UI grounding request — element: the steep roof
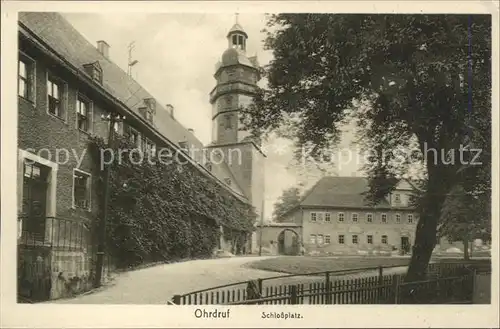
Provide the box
[227,23,248,38]
[299,177,383,208]
[18,12,249,203]
[299,176,420,209]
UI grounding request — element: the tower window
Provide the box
[232,35,238,47]
[224,114,233,129]
[238,35,244,49]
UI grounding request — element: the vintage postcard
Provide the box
[1,0,498,328]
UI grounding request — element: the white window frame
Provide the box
[46,71,68,122]
[142,136,156,157]
[338,212,345,222]
[352,235,358,244]
[310,212,317,222]
[325,235,331,244]
[381,235,388,244]
[381,213,387,223]
[366,213,373,223]
[317,234,324,245]
[408,214,414,223]
[310,234,317,244]
[72,168,91,211]
[338,234,345,244]
[394,193,401,203]
[324,212,331,222]
[395,213,401,223]
[352,213,358,222]
[367,235,373,244]
[75,92,93,133]
[18,51,36,104]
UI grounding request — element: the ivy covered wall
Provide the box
[89,136,257,269]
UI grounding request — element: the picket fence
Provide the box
[171,263,479,305]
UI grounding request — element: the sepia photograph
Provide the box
[1,1,498,328]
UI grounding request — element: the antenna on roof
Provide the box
[127,41,139,77]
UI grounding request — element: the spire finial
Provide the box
[235,12,239,24]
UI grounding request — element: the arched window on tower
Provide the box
[224,114,233,130]
[238,35,245,50]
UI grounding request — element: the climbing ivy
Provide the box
[88,135,257,268]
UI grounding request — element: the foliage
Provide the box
[272,187,302,221]
[439,184,491,243]
[88,136,257,268]
[244,14,491,281]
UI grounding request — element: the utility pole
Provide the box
[93,113,125,288]
[258,198,264,256]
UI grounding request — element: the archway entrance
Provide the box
[277,229,300,255]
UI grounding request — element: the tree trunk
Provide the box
[405,163,449,283]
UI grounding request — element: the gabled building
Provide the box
[17,12,264,301]
[261,177,418,256]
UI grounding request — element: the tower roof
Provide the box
[221,47,253,67]
[227,23,248,38]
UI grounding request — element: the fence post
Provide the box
[392,275,400,304]
[325,272,331,304]
[172,295,181,305]
[377,266,383,302]
[470,268,477,302]
[257,278,263,297]
[290,285,298,305]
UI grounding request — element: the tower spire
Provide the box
[235,12,239,24]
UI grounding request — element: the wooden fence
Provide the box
[171,263,478,305]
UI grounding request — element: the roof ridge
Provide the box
[50,13,205,147]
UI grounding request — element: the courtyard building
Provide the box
[261,177,418,256]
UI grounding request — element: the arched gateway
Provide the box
[258,223,302,255]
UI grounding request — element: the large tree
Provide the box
[272,187,302,221]
[244,14,491,281]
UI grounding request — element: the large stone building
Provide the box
[261,177,418,256]
[17,12,264,301]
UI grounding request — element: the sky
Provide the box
[63,13,361,219]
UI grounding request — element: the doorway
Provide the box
[277,230,300,255]
[401,236,410,254]
[18,160,52,302]
[21,161,50,242]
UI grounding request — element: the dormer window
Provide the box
[83,61,103,84]
[142,98,156,123]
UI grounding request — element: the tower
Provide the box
[208,17,265,252]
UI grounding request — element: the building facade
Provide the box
[17,13,264,301]
[262,177,418,256]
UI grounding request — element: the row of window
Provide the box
[310,212,414,224]
[309,234,389,245]
[18,53,159,158]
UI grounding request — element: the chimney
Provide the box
[97,40,110,59]
[166,104,174,119]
